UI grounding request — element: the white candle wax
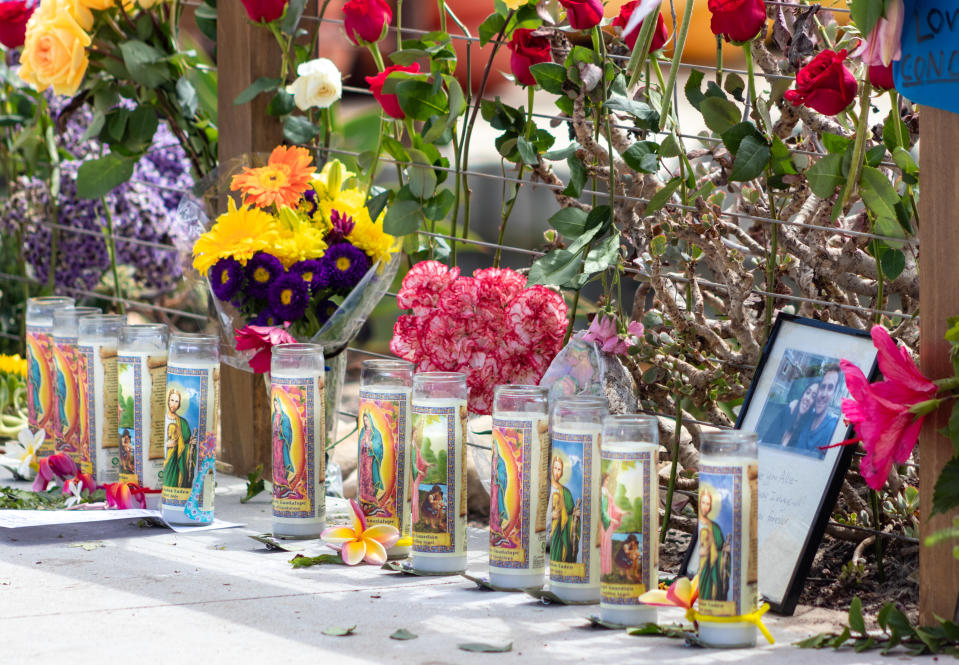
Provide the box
[410,397,467,573]
[696,455,759,648]
[117,351,168,489]
[77,340,119,483]
[548,423,602,603]
[599,441,659,627]
[271,368,326,538]
[488,411,549,590]
[357,385,412,559]
[161,359,220,526]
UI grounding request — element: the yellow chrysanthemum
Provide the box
[272,227,329,268]
[191,198,280,274]
[347,215,396,266]
[0,354,28,377]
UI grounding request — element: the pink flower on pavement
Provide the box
[32,452,77,491]
[235,324,298,373]
[321,499,400,565]
[104,482,159,509]
[63,472,96,496]
[583,315,644,355]
[840,325,937,491]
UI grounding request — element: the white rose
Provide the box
[286,58,342,111]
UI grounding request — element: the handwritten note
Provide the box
[894,0,959,114]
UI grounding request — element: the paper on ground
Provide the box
[0,509,242,532]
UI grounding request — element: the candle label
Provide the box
[548,431,594,584]
[697,463,759,617]
[184,437,217,523]
[53,338,83,461]
[271,378,323,520]
[80,345,119,482]
[26,327,58,455]
[161,367,217,507]
[489,418,549,571]
[411,404,465,554]
[357,390,409,533]
[600,450,654,604]
[118,355,168,487]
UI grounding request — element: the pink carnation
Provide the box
[235,324,298,373]
[389,314,423,362]
[395,260,460,316]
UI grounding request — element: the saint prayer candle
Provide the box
[78,315,126,484]
[25,296,74,456]
[52,307,101,464]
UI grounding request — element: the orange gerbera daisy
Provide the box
[231,145,316,209]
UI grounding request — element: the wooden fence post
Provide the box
[919,106,959,624]
[215,2,285,475]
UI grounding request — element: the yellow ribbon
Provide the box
[684,603,775,645]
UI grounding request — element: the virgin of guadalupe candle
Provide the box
[117,324,169,489]
[358,359,413,559]
[489,385,549,590]
[161,333,220,526]
[25,296,74,455]
[78,314,126,483]
[52,307,101,463]
[271,343,326,538]
[600,414,659,626]
[548,396,607,603]
[697,431,759,648]
[410,372,468,574]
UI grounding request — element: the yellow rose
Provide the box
[19,10,91,96]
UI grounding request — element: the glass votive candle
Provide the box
[600,414,660,626]
[25,296,74,455]
[271,343,326,538]
[358,359,414,559]
[696,430,759,648]
[410,371,468,574]
[117,324,170,489]
[548,396,608,603]
[52,306,102,463]
[78,314,126,483]
[489,384,549,590]
[161,333,220,526]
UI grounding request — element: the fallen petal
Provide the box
[321,526,358,544]
[362,524,401,549]
[362,538,388,565]
[341,539,366,566]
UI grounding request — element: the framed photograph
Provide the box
[682,314,879,615]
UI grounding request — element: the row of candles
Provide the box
[25,297,759,647]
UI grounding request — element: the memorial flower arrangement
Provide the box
[390,261,568,414]
[191,146,397,370]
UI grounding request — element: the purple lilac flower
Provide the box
[315,299,338,325]
[321,242,371,291]
[289,259,323,293]
[267,273,310,322]
[245,252,284,298]
[209,257,244,300]
[325,209,355,244]
[251,308,281,327]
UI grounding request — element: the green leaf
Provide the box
[175,78,198,118]
[423,188,456,220]
[865,144,886,167]
[126,105,158,148]
[383,199,426,236]
[407,149,437,200]
[932,457,959,517]
[75,154,135,199]
[390,629,418,640]
[880,247,906,281]
[563,156,586,197]
[366,190,391,223]
[479,12,506,45]
[646,177,681,215]
[322,626,356,637]
[723,73,746,101]
[721,121,763,155]
[544,142,580,161]
[267,90,295,116]
[458,642,512,653]
[279,0,308,34]
[235,77,282,105]
[194,3,217,41]
[806,154,845,198]
[81,112,106,143]
[516,136,538,165]
[282,115,321,144]
[699,97,740,135]
[289,553,344,568]
[548,207,589,237]
[530,62,567,94]
[583,232,620,274]
[859,166,905,239]
[118,40,169,88]
[395,80,447,121]
[659,134,680,158]
[650,234,668,257]
[684,69,706,110]
[527,249,583,287]
[848,597,866,635]
[622,141,659,174]
[849,0,885,39]
[729,135,770,182]
[822,132,851,154]
[382,136,410,163]
[883,112,910,152]
[605,96,659,130]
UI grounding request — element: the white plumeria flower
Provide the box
[16,428,44,479]
[65,481,84,508]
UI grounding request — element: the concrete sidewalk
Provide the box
[0,475,896,664]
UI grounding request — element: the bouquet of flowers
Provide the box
[390,261,568,414]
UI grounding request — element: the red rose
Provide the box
[366,62,420,119]
[343,0,392,46]
[784,49,857,116]
[558,0,604,30]
[613,3,669,52]
[0,0,35,50]
[708,0,766,43]
[240,0,287,23]
[507,28,552,87]
[868,63,894,91]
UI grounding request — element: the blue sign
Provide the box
[894,0,959,114]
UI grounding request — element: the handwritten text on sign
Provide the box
[894,0,959,114]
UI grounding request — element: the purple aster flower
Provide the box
[251,308,282,327]
[209,257,244,301]
[303,188,318,217]
[315,299,339,325]
[325,209,356,245]
[245,252,284,298]
[321,242,371,291]
[289,259,323,293]
[267,272,310,322]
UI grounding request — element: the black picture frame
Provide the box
[680,314,879,615]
